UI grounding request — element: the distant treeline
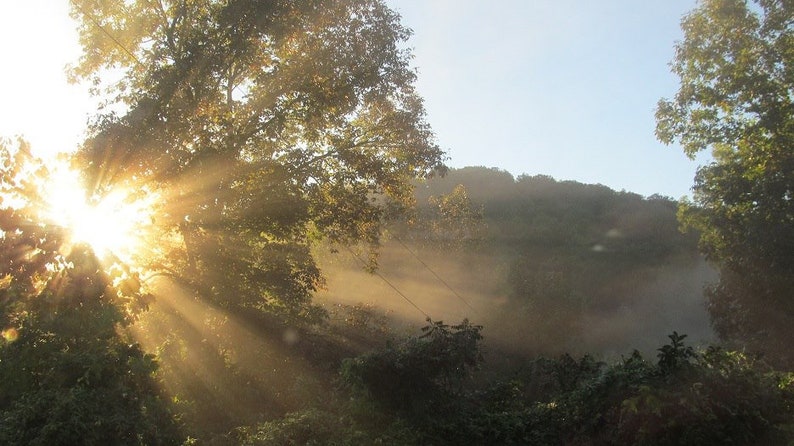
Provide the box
[411,166,695,259]
[319,166,713,357]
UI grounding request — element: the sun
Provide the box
[42,164,158,262]
[66,189,149,257]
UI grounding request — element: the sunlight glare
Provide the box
[43,164,158,262]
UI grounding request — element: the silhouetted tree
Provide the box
[341,319,483,417]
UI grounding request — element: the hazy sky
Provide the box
[387,0,705,198]
[0,1,704,198]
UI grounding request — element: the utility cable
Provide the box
[72,3,246,107]
[389,232,479,315]
[72,2,142,66]
[345,245,431,320]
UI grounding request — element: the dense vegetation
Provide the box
[657,0,794,367]
[5,144,783,445]
[0,141,181,445]
[1,0,793,444]
[236,326,794,446]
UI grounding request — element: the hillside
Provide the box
[316,166,716,357]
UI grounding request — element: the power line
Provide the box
[389,232,479,315]
[345,245,431,320]
[71,3,247,104]
[72,2,142,66]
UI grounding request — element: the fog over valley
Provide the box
[316,167,717,359]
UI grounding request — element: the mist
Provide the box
[315,239,716,362]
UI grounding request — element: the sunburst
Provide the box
[42,163,158,263]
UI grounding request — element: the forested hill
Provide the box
[317,166,716,357]
[414,166,691,257]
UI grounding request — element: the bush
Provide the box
[340,319,482,417]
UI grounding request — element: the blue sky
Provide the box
[0,1,704,198]
[387,0,706,198]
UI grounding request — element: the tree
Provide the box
[68,0,445,320]
[422,184,485,247]
[0,139,182,445]
[656,0,794,366]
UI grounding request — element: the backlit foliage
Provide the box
[239,329,794,445]
[68,0,446,320]
[656,0,794,366]
[0,139,181,444]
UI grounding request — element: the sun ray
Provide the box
[126,276,325,425]
[40,161,159,264]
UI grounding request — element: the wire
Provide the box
[345,245,431,320]
[389,232,479,315]
[72,2,142,66]
[72,3,245,108]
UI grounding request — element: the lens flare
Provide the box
[1,327,18,342]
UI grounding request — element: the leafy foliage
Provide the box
[0,140,182,445]
[656,0,794,366]
[68,0,446,320]
[656,331,696,374]
[7,0,794,443]
[234,407,419,446]
[340,318,483,417]
[425,184,485,248]
[0,306,181,446]
[238,328,794,445]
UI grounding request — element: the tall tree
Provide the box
[68,0,445,320]
[656,0,794,366]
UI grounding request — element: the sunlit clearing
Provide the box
[42,163,158,263]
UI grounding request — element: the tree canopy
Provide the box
[68,0,445,320]
[656,0,794,365]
